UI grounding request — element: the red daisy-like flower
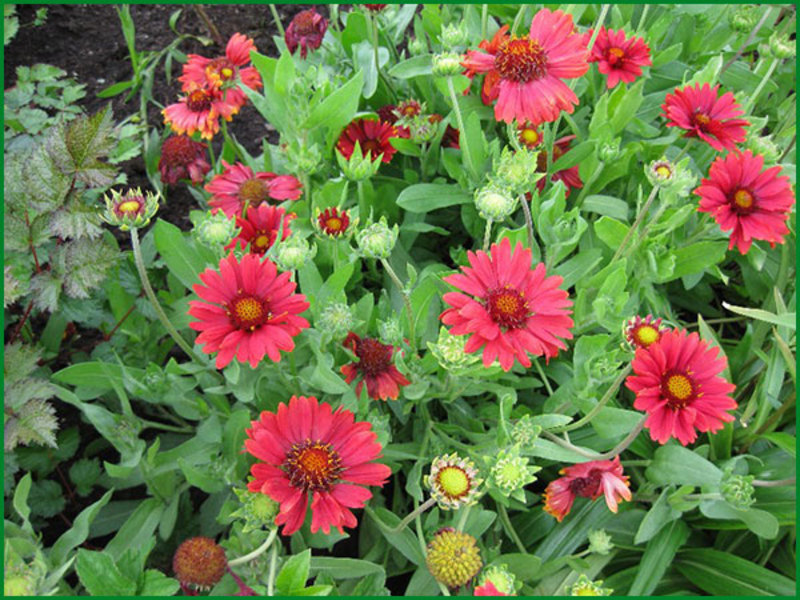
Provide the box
[285,8,328,59]
[625,329,737,446]
[624,314,667,350]
[474,581,508,597]
[518,122,542,149]
[158,135,211,185]
[226,204,294,255]
[188,253,309,369]
[245,395,391,536]
[336,118,400,163]
[396,99,422,119]
[317,206,351,237]
[543,456,631,522]
[534,135,583,197]
[340,332,410,401]
[162,83,237,140]
[440,237,574,371]
[377,105,399,124]
[586,26,652,89]
[461,9,589,125]
[695,150,795,255]
[179,33,262,113]
[205,161,303,218]
[661,83,750,152]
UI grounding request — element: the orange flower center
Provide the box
[318,208,350,236]
[238,178,270,207]
[399,100,421,117]
[284,440,343,491]
[228,295,269,330]
[186,89,212,112]
[495,36,548,83]
[326,217,342,231]
[693,111,711,128]
[733,188,755,210]
[355,337,393,377]
[662,370,696,409]
[609,47,625,58]
[487,286,530,329]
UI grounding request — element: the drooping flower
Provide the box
[461,9,589,124]
[315,206,352,238]
[162,83,237,140]
[695,150,795,254]
[188,253,309,369]
[158,135,211,185]
[624,315,667,350]
[534,135,583,197]
[336,118,400,163]
[245,395,391,536]
[586,27,652,89]
[542,456,631,522]
[285,8,328,59]
[424,453,483,509]
[205,161,303,218]
[226,204,294,255]
[661,83,750,152]
[625,329,737,446]
[440,237,574,371]
[340,332,410,400]
[179,33,262,113]
[426,528,483,589]
[173,537,227,590]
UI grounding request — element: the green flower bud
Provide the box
[408,36,427,56]
[569,574,613,596]
[230,482,280,533]
[379,316,404,346]
[427,327,480,371]
[274,236,316,272]
[355,217,398,259]
[478,565,517,596]
[316,302,355,338]
[285,140,323,175]
[646,156,696,197]
[587,529,614,555]
[720,470,756,510]
[768,32,796,60]
[194,210,237,247]
[101,187,159,231]
[337,140,383,181]
[490,447,540,500]
[440,23,467,48]
[494,146,543,193]
[598,138,621,163]
[511,415,542,446]
[474,185,518,222]
[745,134,781,165]
[432,52,464,77]
[729,5,758,33]
[408,116,437,143]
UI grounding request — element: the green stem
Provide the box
[610,185,660,263]
[481,4,488,40]
[778,133,795,163]
[721,6,775,74]
[551,365,632,434]
[140,419,194,434]
[392,496,436,533]
[130,227,203,363]
[446,76,473,179]
[542,415,647,461]
[268,4,285,38]
[381,258,416,352]
[497,503,527,554]
[482,219,493,252]
[456,504,471,532]
[267,542,278,596]
[637,4,650,32]
[574,160,604,208]
[534,359,554,396]
[624,202,669,259]
[586,5,610,53]
[752,476,796,488]
[510,5,526,35]
[357,179,367,219]
[228,528,278,567]
[519,194,536,252]
[744,57,780,114]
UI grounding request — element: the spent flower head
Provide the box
[173,537,227,590]
[569,574,613,596]
[490,447,541,501]
[474,184,518,222]
[101,187,159,231]
[426,528,483,589]
[425,452,483,510]
[355,217,398,259]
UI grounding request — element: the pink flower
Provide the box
[440,237,574,371]
[340,332,410,400]
[285,9,328,59]
[245,395,391,536]
[188,253,309,369]
[225,204,294,255]
[661,83,750,151]
[162,83,237,140]
[474,581,509,596]
[205,161,303,218]
[587,27,652,88]
[543,456,631,522]
[461,9,589,124]
[625,329,737,446]
[695,150,795,254]
[158,136,211,185]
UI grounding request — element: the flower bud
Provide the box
[569,574,612,596]
[379,316,403,346]
[426,528,483,589]
[315,206,355,238]
[285,140,323,175]
[440,23,467,48]
[355,217,398,259]
[274,236,317,271]
[587,529,614,555]
[645,156,696,197]
[427,327,479,371]
[194,210,237,247]
[511,415,542,446]
[425,453,483,510]
[745,134,781,165]
[101,187,159,231]
[768,32,796,60]
[408,36,428,56]
[490,447,540,500]
[432,52,465,77]
[494,146,542,193]
[729,5,758,32]
[720,470,756,510]
[624,314,666,350]
[337,140,383,181]
[598,138,620,163]
[230,483,280,533]
[476,565,517,596]
[316,302,355,338]
[475,185,518,222]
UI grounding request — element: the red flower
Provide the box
[625,314,667,350]
[474,581,508,596]
[695,150,795,255]
[661,83,750,152]
[518,122,542,148]
[397,99,422,118]
[336,118,400,163]
[162,83,237,140]
[179,33,262,113]
[543,456,631,522]
[461,10,589,124]
[317,206,351,237]
[226,204,294,255]
[625,329,737,446]
[534,135,583,197]
[205,161,303,218]
[245,395,391,536]
[285,8,328,59]
[189,253,309,369]
[341,332,410,400]
[158,135,211,185]
[587,27,652,88]
[440,237,574,372]
[377,104,399,124]
[363,4,387,12]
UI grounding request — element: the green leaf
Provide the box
[676,548,795,596]
[722,301,796,331]
[610,79,645,133]
[550,141,594,172]
[52,362,146,392]
[396,183,471,213]
[646,445,723,487]
[699,500,779,540]
[153,219,218,290]
[50,489,114,566]
[371,507,425,565]
[581,195,629,221]
[140,569,180,596]
[96,80,134,98]
[309,558,385,579]
[76,549,137,596]
[658,241,727,283]
[634,488,680,544]
[487,553,542,582]
[387,55,433,78]
[304,70,364,145]
[12,471,33,532]
[591,407,642,439]
[594,216,629,250]
[104,498,165,560]
[760,432,796,458]
[629,520,689,595]
[276,548,311,594]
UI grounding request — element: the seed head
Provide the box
[426,528,483,589]
[173,537,227,589]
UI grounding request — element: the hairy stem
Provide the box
[543,415,647,461]
[610,184,660,263]
[380,258,416,351]
[229,528,278,567]
[482,219,493,252]
[520,194,536,251]
[446,76,473,179]
[551,365,632,434]
[268,4,285,38]
[497,503,527,554]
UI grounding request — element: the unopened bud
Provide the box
[587,529,614,555]
[432,52,464,77]
[475,185,518,222]
[720,470,756,510]
[768,32,796,59]
[408,36,427,56]
[355,217,398,259]
[337,140,383,181]
[316,302,355,338]
[101,187,159,231]
[440,23,467,48]
[194,210,237,246]
[274,236,316,271]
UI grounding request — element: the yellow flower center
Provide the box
[694,111,711,126]
[325,217,342,231]
[608,47,625,58]
[118,200,142,214]
[234,297,264,324]
[521,127,540,146]
[635,325,660,347]
[665,373,693,401]
[656,165,672,178]
[437,466,470,498]
[733,189,754,209]
[284,440,343,491]
[254,234,271,250]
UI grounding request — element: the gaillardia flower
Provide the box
[341,332,410,400]
[336,118,400,163]
[535,135,583,197]
[661,83,750,151]
[543,456,631,522]
[285,8,328,59]
[245,395,391,536]
[162,83,236,140]
[569,574,613,596]
[440,237,574,371]
[474,581,508,596]
[158,135,211,185]
[461,9,589,124]
[189,253,309,369]
[586,27,651,88]
[426,528,483,589]
[695,150,795,254]
[179,33,262,113]
[205,161,303,218]
[474,565,516,596]
[425,453,483,509]
[624,315,667,350]
[173,537,227,590]
[625,329,737,446]
[226,204,294,255]
[101,187,159,231]
[315,206,353,238]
